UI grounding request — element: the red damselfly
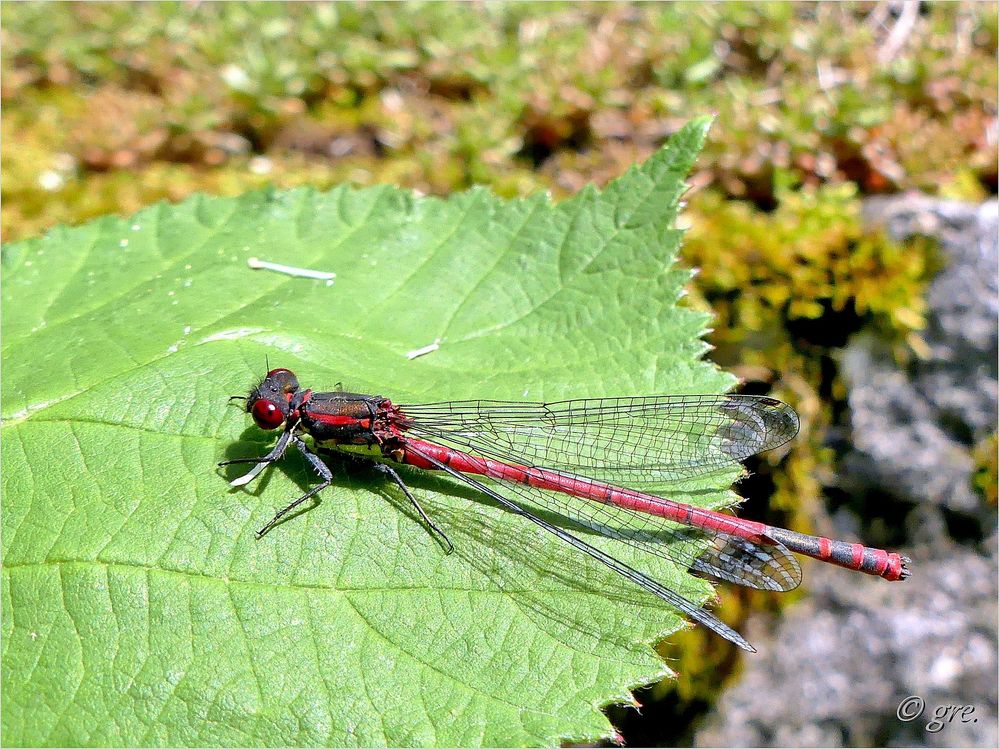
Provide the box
[220,368,910,652]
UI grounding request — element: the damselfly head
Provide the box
[245,368,301,430]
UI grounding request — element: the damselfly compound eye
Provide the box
[266,368,294,378]
[251,399,284,430]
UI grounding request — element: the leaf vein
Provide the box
[340,593,546,717]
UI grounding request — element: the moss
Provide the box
[652,178,937,699]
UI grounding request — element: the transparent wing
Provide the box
[404,442,764,652]
[402,394,799,487]
[428,452,802,593]
[399,395,802,593]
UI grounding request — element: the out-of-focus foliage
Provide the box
[2,2,996,240]
[974,432,999,505]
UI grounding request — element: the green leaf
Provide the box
[2,116,734,747]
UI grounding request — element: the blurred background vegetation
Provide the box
[3,1,996,743]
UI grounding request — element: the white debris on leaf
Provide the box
[406,339,441,360]
[247,257,336,281]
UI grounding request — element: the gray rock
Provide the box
[694,196,998,748]
[864,197,998,432]
[840,197,997,512]
[696,544,998,748]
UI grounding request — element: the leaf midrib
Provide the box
[2,558,576,597]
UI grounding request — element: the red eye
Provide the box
[266,368,293,378]
[251,399,284,430]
